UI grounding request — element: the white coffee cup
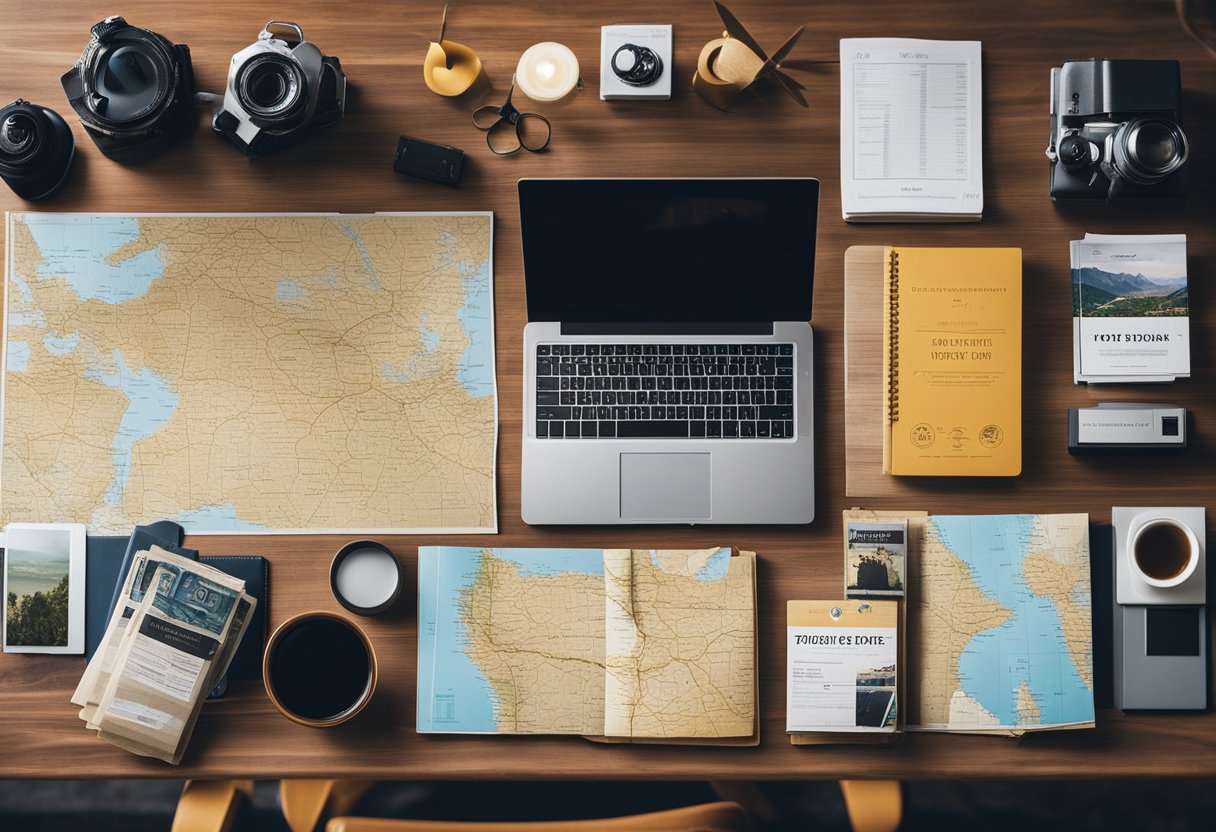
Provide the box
[1129,517,1200,589]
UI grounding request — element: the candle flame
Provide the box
[537,60,557,81]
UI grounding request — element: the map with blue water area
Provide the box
[2,213,496,534]
[417,546,755,738]
[910,513,1094,732]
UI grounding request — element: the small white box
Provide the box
[600,25,673,101]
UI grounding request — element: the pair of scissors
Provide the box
[471,78,551,155]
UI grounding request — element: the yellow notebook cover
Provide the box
[882,247,1022,476]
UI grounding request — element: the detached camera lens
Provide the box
[0,113,37,156]
[1113,118,1188,185]
[0,101,75,200]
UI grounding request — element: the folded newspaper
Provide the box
[72,546,256,764]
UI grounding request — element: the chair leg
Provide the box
[171,779,253,832]
[280,779,376,832]
[710,781,778,823]
[839,780,902,832]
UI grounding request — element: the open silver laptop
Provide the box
[520,178,818,524]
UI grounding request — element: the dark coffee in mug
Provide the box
[267,615,373,723]
[1133,522,1193,581]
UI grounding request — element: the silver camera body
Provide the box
[1047,59,1188,202]
[212,21,346,157]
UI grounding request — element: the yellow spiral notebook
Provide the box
[882,247,1022,476]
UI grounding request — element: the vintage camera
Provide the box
[0,100,75,200]
[61,16,194,162]
[212,21,346,157]
[1047,59,1188,202]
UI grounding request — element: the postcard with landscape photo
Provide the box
[845,522,906,598]
[3,524,85,653]
[1072,240,1188,319]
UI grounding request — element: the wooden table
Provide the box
[2,0,1216,779]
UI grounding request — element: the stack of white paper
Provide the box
[839,38,983,222]
[72,547,256,765]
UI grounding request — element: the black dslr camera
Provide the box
[1047,59,1188,202]
[61,16,194,162]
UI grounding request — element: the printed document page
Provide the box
[840,39,983,220]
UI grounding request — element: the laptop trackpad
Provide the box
[620,453,711,520]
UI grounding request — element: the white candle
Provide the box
[335,546,400,610]
[515,42,581,103]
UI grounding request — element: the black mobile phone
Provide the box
[393,135,465,187]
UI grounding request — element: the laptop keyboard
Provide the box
[534,343,795,439]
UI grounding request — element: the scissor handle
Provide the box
[471,104,502,131]
[515,112,552,153]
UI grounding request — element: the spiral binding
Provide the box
[887,248,900,423]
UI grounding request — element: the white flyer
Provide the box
[840,38,983,221]
[787,605,898,732]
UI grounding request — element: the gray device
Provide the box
[1068,403,1187,454]
[1111,507,1208,710]
[518,178,818,525]
[1113,604,1207,710]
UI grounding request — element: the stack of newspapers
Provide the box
[72,546,256,765]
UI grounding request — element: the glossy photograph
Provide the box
[2,524,85,653]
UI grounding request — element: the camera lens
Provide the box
[1113,118,1188,186]
[0,101,75,200]
[92,43,168,123]
[0,113,37,157]
[1057,134,1090,171]
[1132,122,1179,170]
[237,55,304,119]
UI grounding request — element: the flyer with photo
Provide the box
[845,521,907,598]
[787,600,899,733]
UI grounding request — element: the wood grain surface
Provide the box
[2,0,1216,779]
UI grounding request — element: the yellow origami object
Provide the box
[693,1,807,111]
[423,5,484,96]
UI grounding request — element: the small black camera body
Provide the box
[61,16,195,163]
[0,100,75,200]
[1047,59,1188,203]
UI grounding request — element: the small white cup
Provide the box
[1129,517,1200,589]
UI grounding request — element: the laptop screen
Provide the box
[519,178,818,324]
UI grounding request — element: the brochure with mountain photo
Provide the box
[1072,234,1189,383]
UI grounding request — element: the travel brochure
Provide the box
[1072,233,1190,384]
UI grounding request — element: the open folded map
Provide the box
[908,513,1094,734]
[417,546,756,743]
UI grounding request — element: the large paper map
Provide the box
[2,213,496,534]
[908,513,1094,732]
[417,547,755,738]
